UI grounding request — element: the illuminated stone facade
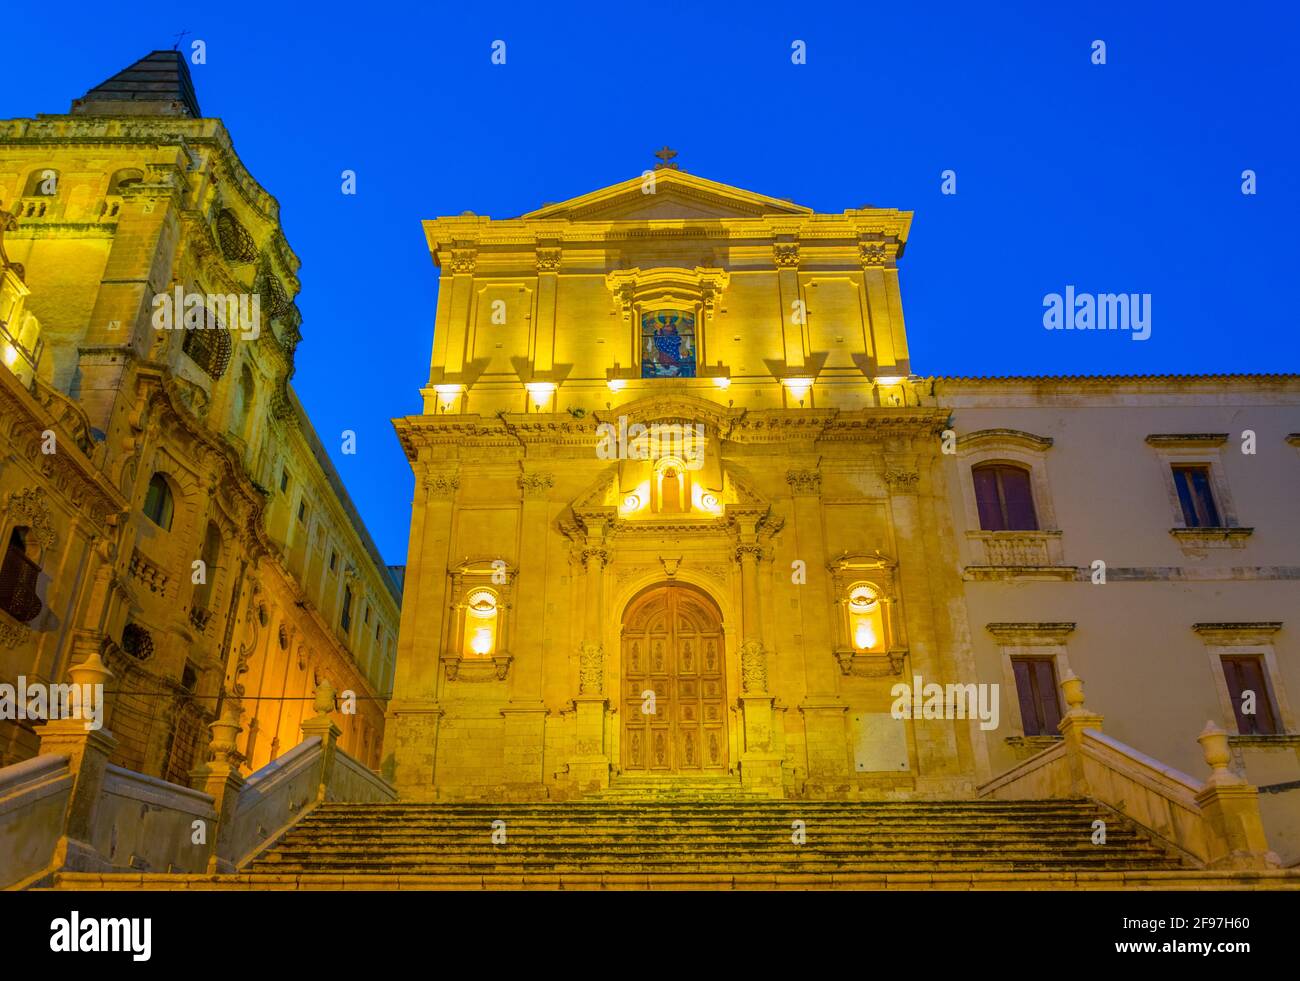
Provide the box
[386,164,1300,864]
[0,52,399,781]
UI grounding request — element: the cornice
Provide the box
[958,428,1055,452]
[392,404,951,461]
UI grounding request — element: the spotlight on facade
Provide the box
[607,379,627,393]
[526,382,556,407]
[620,493,642,514]
[433,384,463,409]
[782,377,813,402]
[713,376,731,390]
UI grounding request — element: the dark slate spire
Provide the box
[70,50,202,117]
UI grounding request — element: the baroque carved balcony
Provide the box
[964,530,1074,581]
[128,547,170,596]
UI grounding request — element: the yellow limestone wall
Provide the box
[384,169,984,800]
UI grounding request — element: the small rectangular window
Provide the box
[1172,465,1221,528]
[973,464,1038,531]
[329,550,337,572]
[341,586,353,632]
[1011,657,1062,736]
[376,621,382,640]
[279,469,289,493]
[1221,655,1280,735]
[364,605,370,625]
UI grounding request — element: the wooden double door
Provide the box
[621,584,728,773]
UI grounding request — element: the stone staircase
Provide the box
[245,797,1188,878]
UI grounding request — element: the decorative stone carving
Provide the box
[0,615,30,649]
[535,248,562,272]
[773,243,800,268]
[740,640,768,694]
[424,472,460,498]
[860,241,888,266]
[448,248,476,274]
[786,469,822,497]
[5,488,56,549]
[581,546,610,568]
[734,543,763,562]
[882,469,920,491]
[578,641,604,695]
[518,471,555,498]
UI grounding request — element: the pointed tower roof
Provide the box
[70,50,202,117]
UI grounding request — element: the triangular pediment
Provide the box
[523,171,812,223]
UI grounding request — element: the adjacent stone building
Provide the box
[385,163,1299,859]
[0,52,399,780]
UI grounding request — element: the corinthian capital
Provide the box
[518,471,555,498]
[786,468,822,497]
[420,469,460,498]
[882,469,920,492]
[581,546,610,568]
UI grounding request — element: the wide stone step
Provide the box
[243,798,1186,877]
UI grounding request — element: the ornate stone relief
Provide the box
[740,640,768,694]
[4,488,56,549]
[785,469,822,497]
[773,243,800,268]
[882,469,920,491]
[578,641,604,695]
[518,471,555,498]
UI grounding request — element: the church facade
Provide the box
[384,162,1300,862]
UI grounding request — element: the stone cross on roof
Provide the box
[653,146,680,171]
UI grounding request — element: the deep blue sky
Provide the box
[5,1,1296,564]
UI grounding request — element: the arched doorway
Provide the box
[621,583,728,773]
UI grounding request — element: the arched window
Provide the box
[108,168,144,194]
[972,463,1038,531]
[654,456,689,514]
[0,527,43,623]
[230,363,255,433]
[143,472,176,530]
[193,522,221,610]
[341,585,353,632]
[23,167,59,197]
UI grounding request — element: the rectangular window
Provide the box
[973,465,1038,531]
[364,605,370,625]
[329,550,337,572]
[376,621,382,640]
[1011,657,1062,737]
[1172,465,1221,528]
[1221,656,1280,735]
[341,586,353,632]
[279,469,289,493]
[297,500,307,524]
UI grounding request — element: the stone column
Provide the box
[382,465,457,798]
[884,462,963,782]
[788,468,851,791]
[33,645,117,874]
[735,523,783,796]
[570,537,611,793]
[774,242,805,371]
[501,470,552,797]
